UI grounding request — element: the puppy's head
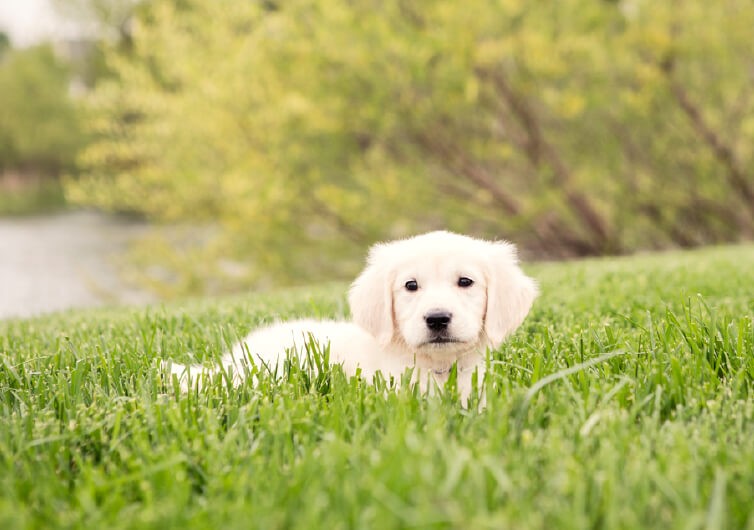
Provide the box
[349,231,537,356]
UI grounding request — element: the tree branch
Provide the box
[478,67,612,251]
[661,58,754,213]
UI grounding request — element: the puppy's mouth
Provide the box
[423,335,463,346]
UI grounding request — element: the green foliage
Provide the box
[2,244,754,528]
[0,45,85,174]
[69,0,754,291]
[0,32,10,56]
[0,179,67,216]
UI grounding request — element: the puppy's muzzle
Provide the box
[424,311,452,331]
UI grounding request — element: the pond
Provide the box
[0,211,155,319]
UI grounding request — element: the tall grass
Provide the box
[1,245,753,529]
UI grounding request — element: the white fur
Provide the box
[168,231,538,402]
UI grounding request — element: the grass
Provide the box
[2,244,754,529]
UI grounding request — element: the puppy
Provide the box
[168,231,537,402]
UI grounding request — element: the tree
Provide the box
[0,31,10,57]
[68,0,754,293]
[0,44,84,174]
[51,0,144,42]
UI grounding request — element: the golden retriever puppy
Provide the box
[168,231,537,402]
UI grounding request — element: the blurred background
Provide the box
[1,0,753,318]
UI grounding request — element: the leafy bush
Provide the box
[0,44,84,175]
[68,0,754,291]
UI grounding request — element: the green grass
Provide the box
[2,244,754,529]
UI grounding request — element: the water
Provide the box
[0,211,156,319]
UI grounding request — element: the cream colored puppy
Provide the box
[168,231,537,401]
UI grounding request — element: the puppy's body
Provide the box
[222,319,392,382]
[202,318,487,397]
[169,231,537,402]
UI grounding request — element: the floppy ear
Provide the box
[484,241,538,347]
[348,246,394,346]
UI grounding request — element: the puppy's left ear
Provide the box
[484,241,538,347]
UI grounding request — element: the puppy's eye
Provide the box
[405,280,419,292]
[458,277,474,288]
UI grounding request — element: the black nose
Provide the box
[425,311,452,331]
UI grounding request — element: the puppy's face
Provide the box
[349,231,538,359]
[392,257,487,356]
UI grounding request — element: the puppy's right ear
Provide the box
[349,246,394,346]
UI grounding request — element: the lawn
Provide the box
[1,244,754,529]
